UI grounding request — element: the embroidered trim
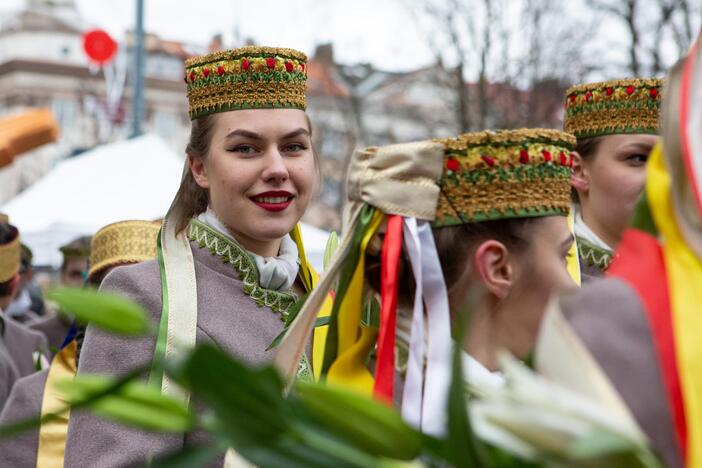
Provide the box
[577,236,613,271]
[0,228,20,283]
[185,46,307,118]
[88,220,160,280]
[188,220,297,319]
[564,78,662,138]
[433,129,574,226]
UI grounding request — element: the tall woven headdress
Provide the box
[0,223,20,284]
[185,45,307,119]
[276,129,577,437]
[88,220,160,282]
[564,78,662,138]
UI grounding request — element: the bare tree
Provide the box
[587,0,700,76]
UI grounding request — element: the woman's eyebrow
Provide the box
[225,129,262,140]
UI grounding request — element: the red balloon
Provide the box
[83,29,117,65]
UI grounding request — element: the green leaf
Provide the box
[294,383,422,460]
[447,285,490,467]
[46,288,152,336]
[323,231,339,271]
[55,375,192,432]
[172,345,289,448]
[267,292,309,351]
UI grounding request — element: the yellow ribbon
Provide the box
[290,224,334,380]
[36,341,77,468]
[648,144,702,467]
[566,207,582,286]
[327,211,384,394]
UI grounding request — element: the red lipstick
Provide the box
[251,190,294,212]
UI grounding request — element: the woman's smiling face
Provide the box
[189,108,316,256]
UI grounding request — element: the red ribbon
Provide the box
[373,215,403,403]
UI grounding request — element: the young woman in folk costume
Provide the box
[0,220,160,467]
[565,78,662,281]
[276,129,580,436]
[537,37,702,468]
[64,46,323,466]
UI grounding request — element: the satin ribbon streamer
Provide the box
[401,218,452,436]
[374,214,403,401]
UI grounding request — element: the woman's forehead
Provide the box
[214,109,309,136]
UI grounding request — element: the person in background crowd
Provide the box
[564,78,661,281]
[0,219,160,468]
[27,236,92,351]
[4,244,45,322]
[58,236,91,288]
[0,222,48,405]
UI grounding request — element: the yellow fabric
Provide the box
[566,208,582,286]
[648,144,702,468]
[290,223,334,380]
[36,341,77,468]
[327,210,384,394]
[0,234,20,283]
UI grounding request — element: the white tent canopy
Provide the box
[1,134,329,270]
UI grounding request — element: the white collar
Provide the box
[197,207,299,291]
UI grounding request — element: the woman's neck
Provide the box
[578,204,618,249]
[462,299,501,372]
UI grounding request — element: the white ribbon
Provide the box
[401,218,453,436]
[401,217,425,430]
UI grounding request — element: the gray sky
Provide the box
[5,0,696,77]
[7,0,438,70]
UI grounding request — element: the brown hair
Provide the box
[171,113,320,234]
[366,218,535,306]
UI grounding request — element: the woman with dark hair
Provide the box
[564,78,661,281]
[64,46,321,466]
[276,129,579,435]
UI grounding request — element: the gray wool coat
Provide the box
[0,369,49,467]
[64,239,296,467]
[1,315,48,378]
[560,278,683,468]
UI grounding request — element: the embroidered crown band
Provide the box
[435,129,576,227]
[185,45,307,119]
[564,78,662,138]
[88,220,160,281]
[0,224,20,283]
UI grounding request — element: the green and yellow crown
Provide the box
[185,46,307,119]
[434,129,576,227]
[564,78,662,138]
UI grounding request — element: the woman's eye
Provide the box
[626,154,648,165]
[229,145,256,154]
[284,143,306,152]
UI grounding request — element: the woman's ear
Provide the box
[188,154,209,189]
[472,240,513,299]
[570,151,589,195]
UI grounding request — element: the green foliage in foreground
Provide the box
[0,288,663,468]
